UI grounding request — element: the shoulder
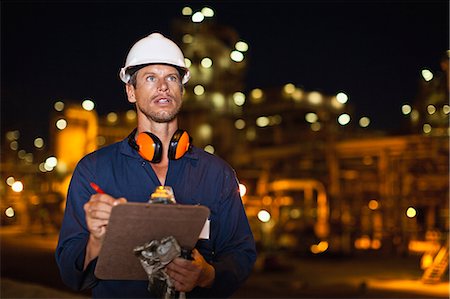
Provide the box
[189,146,235,173]
[75,139,127,171]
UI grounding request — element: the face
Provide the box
[126,64,183,123]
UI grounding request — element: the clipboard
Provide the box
[94,203,210,280]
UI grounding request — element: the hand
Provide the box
[83,193,127,242]
[83,193,127,270]
[165,249,215,292]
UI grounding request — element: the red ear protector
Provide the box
[127,128,191,163]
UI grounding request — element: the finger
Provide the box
[167,271,193,292]
[86,208,112,220]
[114,197,128,206]
[166,263,191,282]
[170,257,191,267]
[84,202,113,218]
[89,194,117,205]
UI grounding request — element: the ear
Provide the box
[125,84,136,103]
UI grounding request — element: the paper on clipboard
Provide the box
[94,203,210,280]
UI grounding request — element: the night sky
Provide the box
[1,1,448,152]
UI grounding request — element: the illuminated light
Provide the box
[292,88,304,101]
[11,181,23,192]
[181,6,192,16]
[246,127,256,141]
[45,156,58,168]
[338,113,351,125]
[200,57,213,68]
[18,150,26,159]
[54,101,65,111]
[10,141,18,151]
[239,184,247,197]
[427,104,436,115]
[5,207,15,218]
[44,163,54,172]
[191,11,204,23]
[256,116,270,127]
[126,110,136,121]
[56,118,67,130]
[311,122,321,131]
[371,239,382,250]
[422,253,434,269]
[6,177,15,186]
[401,104,412,115]
[368,199,379,210]
[290,208,301,219]
[410,109,420,122]
[283,83,296,94]
[362,156,373,165]
[82,99,95,111]
[336,92,348,104]
[38,163,47,172]
[311,241,328,254]
[235,41,248,52]
[182,34,194,44]
[310,244,320,254]
[233,92,246,106]
[204,145,215,154]
[201,7,214,17]
[30,195,40,205]
[97,136,106,146]
[198,124,212,139]
[406,206,417,218]
[317,241,329,252]
[107,112,118,123]
[6,130,20,141]
[443,105,450,114]
[279,196,293,206]
[331,96,344,109]
[230,50,244,62]
[251,88,263,100]
[234,119,246,130]
[305,112,318,123]
[25,153,33,163]
[257,210,271,223]
[270,115,282,125]
[308,91,323,105]
[212,93,225,108]
[34,137,44,148]
[423,123,432,134]
[184,58,192,68]
[262,196,272,205]
[359,117,370,127]
[421,69,433,81]
[193,85,205,96]
[354,235,371,250]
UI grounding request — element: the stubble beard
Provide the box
[144,104,182,123]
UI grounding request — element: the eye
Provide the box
[145,75,156,82]
[167,75,179,82]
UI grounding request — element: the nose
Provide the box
[157,80,169,92]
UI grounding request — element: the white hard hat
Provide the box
[119,33,190,84]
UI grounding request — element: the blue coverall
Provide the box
[55,136,257,298]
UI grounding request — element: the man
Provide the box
[55,32,257,298]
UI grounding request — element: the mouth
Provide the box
[153,97,172,104]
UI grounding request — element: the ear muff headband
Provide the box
[168,130,191,160]
[136,132,163,163]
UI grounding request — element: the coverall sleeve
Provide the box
[200,170,257,298]
[55,158,99,291]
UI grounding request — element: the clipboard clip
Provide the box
[149,186,176,204]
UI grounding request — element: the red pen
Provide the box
[90,182,105,194]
